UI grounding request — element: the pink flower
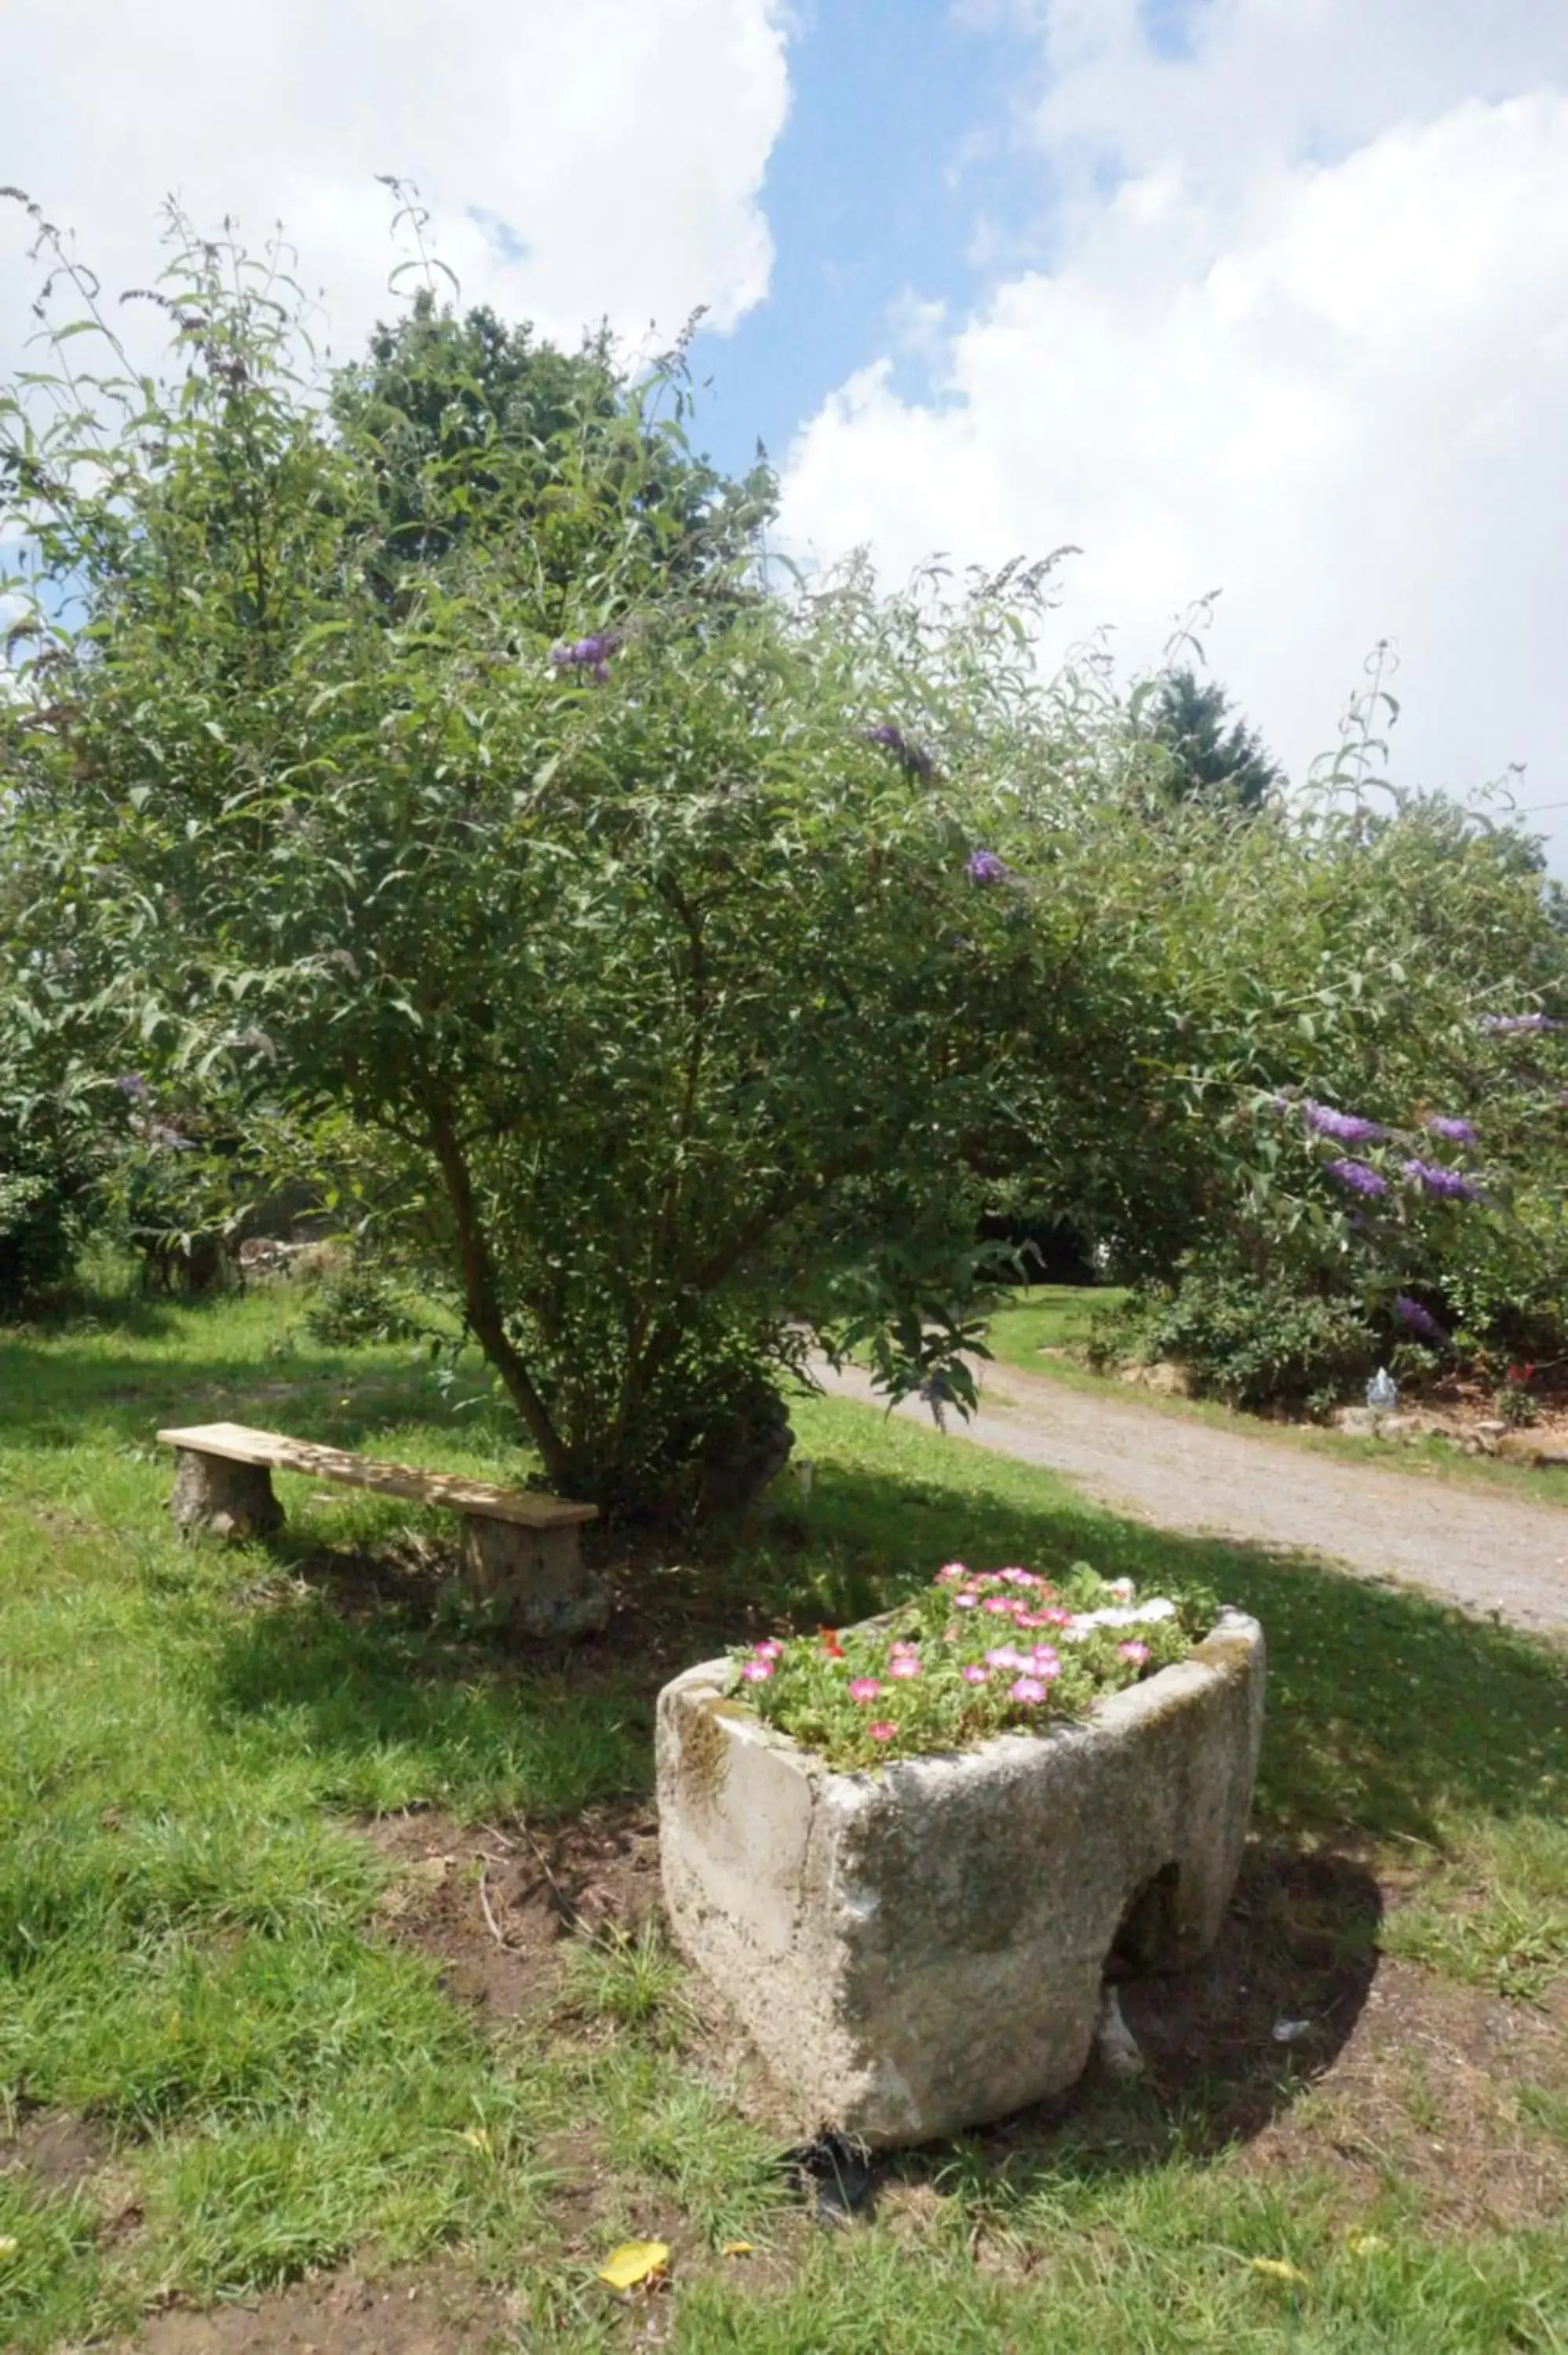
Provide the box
[888,1656,921,1680]
[986,1645,1025,1670]
[1009,1676,1048,1703]
[1001,1567,1038,1586]
[1041,1608,1072,1627]
[889,1638,918,1656]
[753,1640,783,1660]
[741,1659,775,1683]
[961,1664,990,1685]
[954,1594,979,1610]
[936,1564,968,1583]
[848,1678,883,1703]
[1013,1610,1048,1629]
[868,1722,898,1743]
[1118,1640,1150,1665]
[1029,1654,1061,1682]
[983,1597,1013,1616]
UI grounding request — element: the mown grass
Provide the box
[1,1280,1566,2350]
[983,1281,1126,1361]
[985,1283,1568,1510]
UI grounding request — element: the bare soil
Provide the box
[122,2267,512,2355]
[22,1814,1563,2349]
[365,1798,665,2020]
[208,1816,1568,2240]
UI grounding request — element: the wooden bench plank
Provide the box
[157,1422,597,1528]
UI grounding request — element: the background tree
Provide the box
[1147,666,1285,811]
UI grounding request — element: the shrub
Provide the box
[1093,1265,1377,1412]
[301,1261,421,1348]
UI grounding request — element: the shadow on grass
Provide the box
[206,1538,656,1823]
[0,1327,471,1461]
[794,1455,1568,1850]
[200,1433,1568,1850]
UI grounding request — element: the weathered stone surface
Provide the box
[657,1609,1265,2149]
[170,1447,283,1541]
[458,1514,610,1640]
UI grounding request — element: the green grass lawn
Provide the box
[983,1283,1127,1363]
[986,1284,1568,1511]
[2,1283,1566,2350]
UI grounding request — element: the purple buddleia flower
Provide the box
[1424,1115,1477,1146]
[1402,1159,1483,1202]
[1395,1294,1450,1347]
[863,722,935,782]
[1326,1158,1388,1196]
[550,630,622,679]
[965,849,1011,885]
[1480,1013,1563,1034]
[1302,1100,1387,1145]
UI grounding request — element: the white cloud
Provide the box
[2,0,789,374]
[779,3,1568,851]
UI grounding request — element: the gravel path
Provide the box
[811,1358,1568,1640]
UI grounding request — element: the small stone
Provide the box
[1096,1986,1145,2079]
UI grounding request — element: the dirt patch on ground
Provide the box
[1117,1846,1384,2131]
[364,1801,800,2147]
[122,2266,512,2354]
[365,1817,1567,2244]
[0,2108,108,2185]
[366,1802,664,2018]
[1244,1965,1568,2231]
[880,1844,1567,2239]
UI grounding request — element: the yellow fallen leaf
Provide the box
[720,2240,753,2258]
[0,2237,17,2262]
[1347,2232,1387,2258]
[1250,2258,1308,2286]
[461,2126,493,2154]
[597,2240,669,2292]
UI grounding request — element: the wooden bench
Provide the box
[157,1421,606,1638]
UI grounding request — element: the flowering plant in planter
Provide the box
[728,1562,1209,1771]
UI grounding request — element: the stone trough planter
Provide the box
[657,1608,1265,2149]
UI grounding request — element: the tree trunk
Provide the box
[427,1111,571,1488]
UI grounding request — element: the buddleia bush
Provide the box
[1048,780,1568,1407]
[0,197,1158,1517]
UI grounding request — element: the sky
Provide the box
[5,0,1568,859]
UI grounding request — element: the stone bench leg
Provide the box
[458,1515,609,1640]
[170,1448,284,1542]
